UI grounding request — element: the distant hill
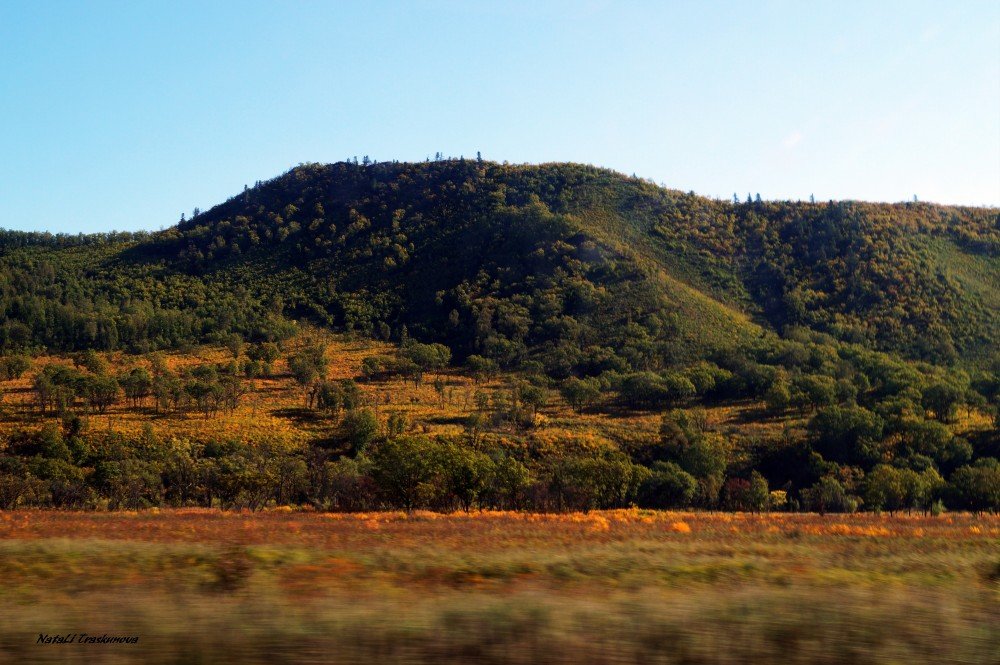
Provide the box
[1,159,997,373]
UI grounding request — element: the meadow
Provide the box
[0,509,997,664]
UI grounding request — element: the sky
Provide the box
[0,0,998,234]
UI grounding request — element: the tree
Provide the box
[560,377,601,413]
[439,442,494,511]
[369,435,441,511]
[549,452,650,511]
[748,470,770,512]
[897,419,952,459]
[791,374,837,412]
[120,367,153,409]
[222,333,244,359]
[34,365,82,414]
[83,374,119,414]
[401,342,451,386]
[639,461,696,508]
[218,371,246,413]
[74,349,107,375]
[0,355,30,381]
[432,376,447,405]
[153,370,183,413]
[683,361,727,397]
[949,459,1000,513]
[803,475,856,515]
[765,369,792,411]
[466,355,498,383]
[514,381,546,420]
[312,378,360,418]
[484,454,532,510]
[661,372,697,404]
[361,355,391,380]
[184,366,223,417]
[248,342,281,376]
[863,464,905,514]
[679,434,727,508]
[809,405,885,467]
[901,467,943,513]
[921,381,964,423]
[289,342,328,402]
[342,408,379,455]
[722,477,753,510]
[619,372,670,409]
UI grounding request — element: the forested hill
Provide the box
[1,159,997,375]
[1,159,999,514]
[155,160,996,366]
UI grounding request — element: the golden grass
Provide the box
[0,331,991,458]
[0,509,996,664]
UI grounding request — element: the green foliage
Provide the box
[921,380,965,423]
[0,355,30,380]
[639,461,697,508]
[948,458,1000,513]
[559,376,601,413]
[465,354,498,383]
[0,160,996,513]
[803,475,857,514]
[341,408,379,455]
[289,342,328,388]
[83,374,119,413]
[548,451,650,511]
[368,435,442,511]
[438,441,495,511]
[400,341,451,385]
[809,405,885,467]
[247,342,281,375]
[618,372,694,409]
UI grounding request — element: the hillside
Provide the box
[155,160,999,366]
[0,160,997,513]
[2,160,997,368]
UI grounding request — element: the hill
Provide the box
[157,160,999,365]
[3,160,997,368]
[0,160,997,513]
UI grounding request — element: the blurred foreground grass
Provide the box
[0,509,997,664]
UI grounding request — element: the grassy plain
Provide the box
[0,509,997,664]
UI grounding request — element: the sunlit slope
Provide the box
[142,160,994,367]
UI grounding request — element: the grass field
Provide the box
[0,509,997,664]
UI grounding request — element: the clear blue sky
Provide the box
[1,1,998,233]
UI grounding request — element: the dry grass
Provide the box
[0,333,816,457]
[0,509,997,663]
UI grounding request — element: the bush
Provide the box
[369,436,444,511]
[0,355,31,380]
[802,476,857,514]
[560,376,601,413]
[639,461,696,508]
[948,458,1000,513]
[342,409,379,455]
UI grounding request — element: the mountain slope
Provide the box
[134,160,997,369]
[1,160,997,377]
[0,160,998,515]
